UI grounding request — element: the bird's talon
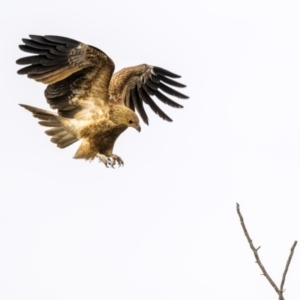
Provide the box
[97,153,123,168]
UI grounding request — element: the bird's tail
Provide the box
[20,104,79,149]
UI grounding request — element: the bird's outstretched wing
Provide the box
[16,35,115,118]
[109,64,188,124]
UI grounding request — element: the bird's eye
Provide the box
[129,120,133,124]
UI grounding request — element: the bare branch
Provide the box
[279,241,298,297]
[236,203,298,300]
[236,203,281,296]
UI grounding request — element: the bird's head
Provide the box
[111,105,141,132]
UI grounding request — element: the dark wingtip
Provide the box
[153,66,181,78]
[29,34,41,38]
[181,95,189,99]
[16,65,31,75]
[44,35,79,46]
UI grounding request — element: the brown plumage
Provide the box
[17,35,188,167]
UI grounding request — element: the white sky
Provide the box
[0,1,300,299]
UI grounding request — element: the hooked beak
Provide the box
[135,124,141,132]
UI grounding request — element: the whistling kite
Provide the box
[17,35,188,167]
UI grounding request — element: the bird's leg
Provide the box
[96,153,112,168]
[108,154,124,167]
[96,153,124,168]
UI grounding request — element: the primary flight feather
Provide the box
[16,35,188,167]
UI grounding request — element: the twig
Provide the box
[279,241,298,297]
[236,203,280,295]
[236,203,297,300]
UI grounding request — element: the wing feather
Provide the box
[131,86,148,124]
[44,35,80,47]
[29,35,60,46]
[17,55,68,66]
[158,82,189,99]
[157,74,186,88]
[109,64,188,124]
[145,77,159,89]
[139,87,172,122]
[16,35,115,118]
[154,90,183,108]
[142,83,155,96]
[152,67,181,78]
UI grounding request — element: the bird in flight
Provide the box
[17,35,188,167]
